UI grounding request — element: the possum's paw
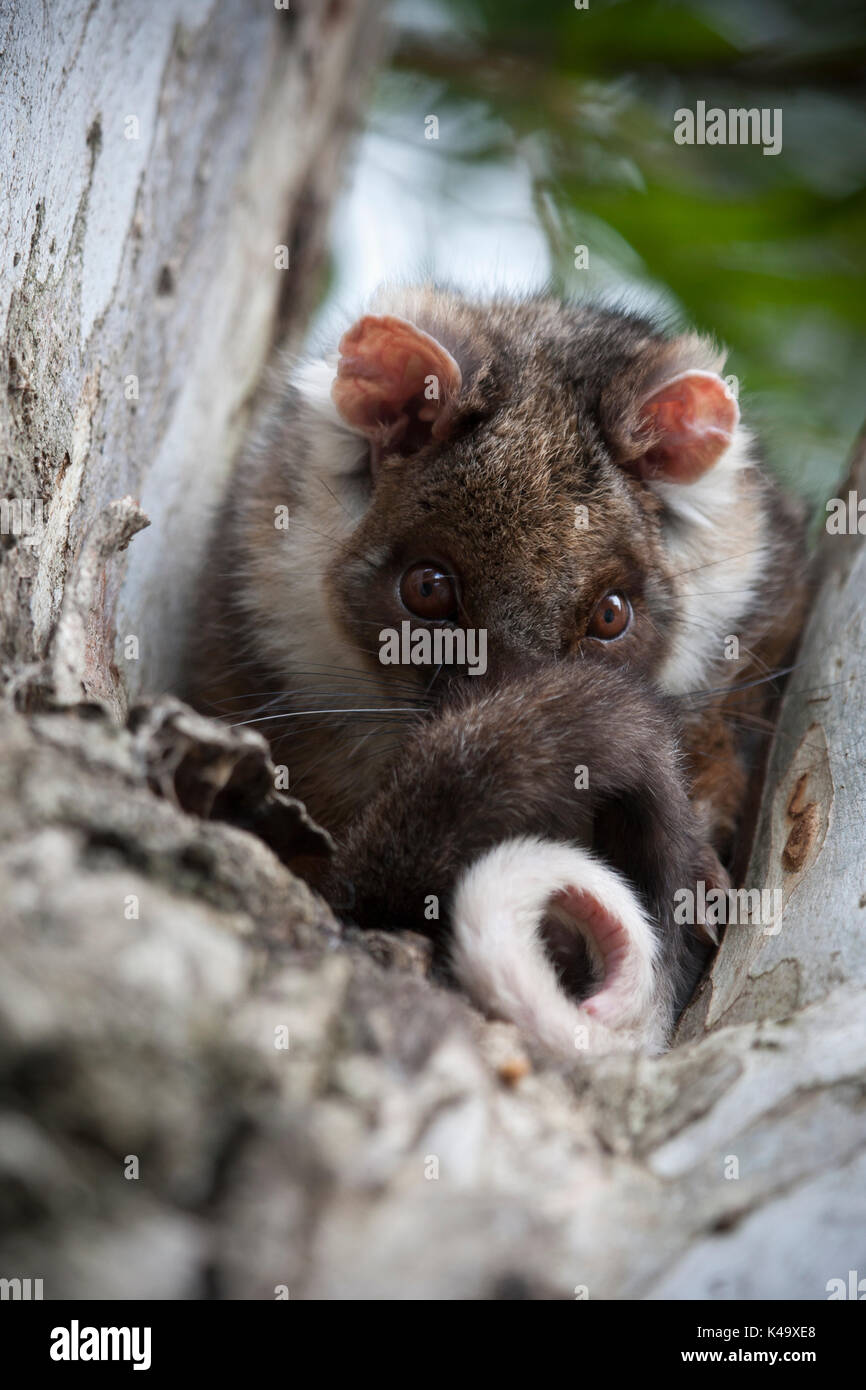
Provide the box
[450,836,667,1059]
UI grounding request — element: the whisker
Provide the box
[680,664,801,704]
[230,705,424,728]
[666,547,775,582]
[318,475,354,521]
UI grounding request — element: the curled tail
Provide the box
[450,836,668,1057]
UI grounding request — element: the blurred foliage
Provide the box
[382,0,866,502]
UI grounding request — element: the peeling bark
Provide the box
[1,694,864,1298]
[1,0,381,704]
[680,434,866,1039]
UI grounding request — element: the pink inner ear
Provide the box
[331,313,462,445]
[637,370,739,483]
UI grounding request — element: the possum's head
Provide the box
[309,287,758,700]
[227,287,770,826]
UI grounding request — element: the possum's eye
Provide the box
[587,592,631,641]
[400,563,458,622]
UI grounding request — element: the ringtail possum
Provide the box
[194,285,807,1054]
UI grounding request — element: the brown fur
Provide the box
[189,287,809,1042]
[327,661,723,1027]
[192,286,807,862]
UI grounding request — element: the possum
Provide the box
[192,285,808,1053]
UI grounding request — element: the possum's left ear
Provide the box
[332,313,462,454]
[605,337,739,484]
[633,370,739,483]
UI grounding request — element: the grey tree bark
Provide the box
[1,0,380,704]
[1,0,864,1302]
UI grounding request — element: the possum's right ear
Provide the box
[331,314,462,456]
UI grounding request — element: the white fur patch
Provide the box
[233,347,406,816]
[292,356,341,422]
[450,836,665,1057]
[654,429,767,695]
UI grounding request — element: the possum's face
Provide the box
[323,292,753,701]
[234,290,765,827]
[327,390,671,688]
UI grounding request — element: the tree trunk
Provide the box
[1,0,381,706]
[679,434,866,1040]
[1,1,864,1302]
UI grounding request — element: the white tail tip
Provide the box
[450,837,665,1058]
